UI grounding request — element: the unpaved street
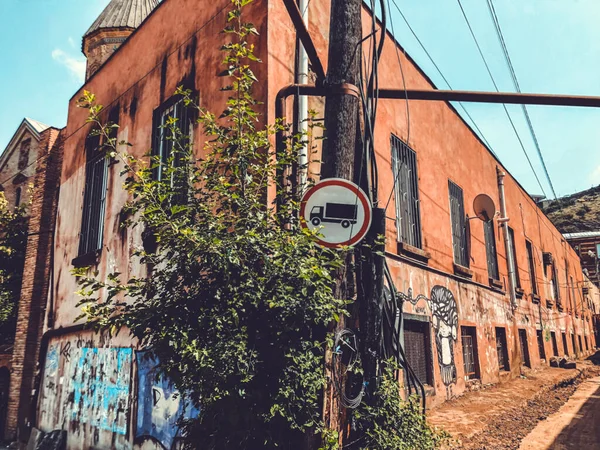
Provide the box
[519,376,600,450]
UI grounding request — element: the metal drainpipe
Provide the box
[497,167,517,309]
[296,0,309,194]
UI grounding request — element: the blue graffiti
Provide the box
[71,348,132,435]
[45,344,59,377]
[136,352,200,449]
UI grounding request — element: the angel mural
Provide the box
[429,286,459,390]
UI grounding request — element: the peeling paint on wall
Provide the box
[70,347,132,435]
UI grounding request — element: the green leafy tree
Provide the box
[74,1,448,448]
[75,0,346,448]
[0,192,28,343]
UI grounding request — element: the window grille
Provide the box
[536,330,546,361]
[461,326,478,379]
[403,320,432,385]
[552,264,561,303]
[508,227,521,288]
[526,241,538,295]
[495,327,509,371]
[78,132,109,256]
[449,181,469,267]
[484,220,499,280]
[152,96,192,182]
[391,136,422,249]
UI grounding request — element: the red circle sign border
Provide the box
[300,178,372,248]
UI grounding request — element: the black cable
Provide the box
[486,0,558,200]
[455,0,548,198]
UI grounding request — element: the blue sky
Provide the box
[1,0,600,198]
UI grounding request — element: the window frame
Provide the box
[402,319,433,386]
[461,326,480,379]
[484,219,500,281]
[518,328,531,367]
[77,131,109,258]
[391,135,423,249]
[152,94,195,184]
[525,240,538,296]
[449,181,469,268]
[495,327,510,371]
[508,227,521,289]
[536,329,546,361]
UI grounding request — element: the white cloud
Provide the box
[52,49,86,83]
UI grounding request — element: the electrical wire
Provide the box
[388,0,495,154]
[485,0,558,200]
[454,0,547,198]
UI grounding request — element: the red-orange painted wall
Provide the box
[38,0,600,446]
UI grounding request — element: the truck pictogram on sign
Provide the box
[310,203,358,228]
[300,178,372,248]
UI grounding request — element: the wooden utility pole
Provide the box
[321,0,363,440]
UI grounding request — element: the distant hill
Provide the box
[542,185,600,234]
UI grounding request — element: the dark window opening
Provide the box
[550,331,559,357]
[536,330,546,361]
[484,220,499,280]
[552,264,561,304]
[570,276,577,314]
[496,327,510,371]
[585,336,589,351]
[571,333,577,356]
[562,332,569,356]
[403,319,433,386]
[526,241,538,296]
[391,136,422,249]
[449,181,469,267]
[518,329,531,367]
[18,138,31,171]
[578,335,583,354]
[461,326,479,379]
[78,131,109,257]
[14,187,21,208]
[508,227,521,289]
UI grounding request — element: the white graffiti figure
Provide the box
[151,386,181,431]
[430,286,458,389]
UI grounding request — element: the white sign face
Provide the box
[300,178,372,248]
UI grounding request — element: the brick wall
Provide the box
[5,128,63,442]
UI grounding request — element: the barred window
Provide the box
[152,96,193,182]
[508,227,521,288]
[403,319,432,386]
[391,135,422,248]
[526,241,538,295]
[78,132,109,256]
[461,326,479,379]
[449,181,469,267]
[484,220,499,280]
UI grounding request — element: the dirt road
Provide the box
[519,376,600,450]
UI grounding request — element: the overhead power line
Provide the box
[389,0,496,155]
[486,0,559,200]
[455,0,547,198]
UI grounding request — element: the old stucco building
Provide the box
[7,0,599,447]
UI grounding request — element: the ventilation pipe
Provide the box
[297,0,309,193]
[496,167,517,309]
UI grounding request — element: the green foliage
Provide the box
[0,191,28,342]
[351,362,450,450]
[74,0,347,448]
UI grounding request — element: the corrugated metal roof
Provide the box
[563,231,600,240]
[85,0,160,37]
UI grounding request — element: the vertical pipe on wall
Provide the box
[296,0,309,194]
[497,167,517,309]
